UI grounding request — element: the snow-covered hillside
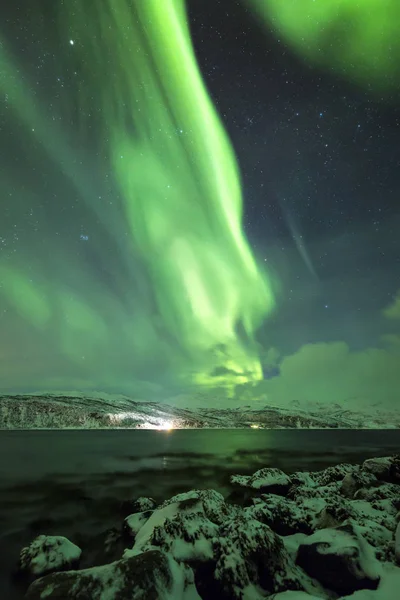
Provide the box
[1,393,399,429]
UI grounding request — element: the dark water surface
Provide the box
[0,429,399,599]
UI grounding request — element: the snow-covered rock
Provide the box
[119,495,157,518]
[19,534,81,577]
[206,513,327,600]
[269,592,324,600]
[124,509,154,538]
[395,522,400,565]
[25,549,200,600]
[244,494,319,535]
[158,488,232,525]
[16,453,400,600]
[131,496,157,512]
[124,489,233,561]
[231,467,292,495]
[296,519,381,595]
[362,456,400,484]
[341,470,379,499]
[150,511,219,562]
[340,563,400,600]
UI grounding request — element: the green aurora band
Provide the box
[1,0,276,393]
[62,0,277,387]
[248,0,400,94]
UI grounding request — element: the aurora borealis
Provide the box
[249,0,400,93]
[61,0,277,386]
[1,0,400,407]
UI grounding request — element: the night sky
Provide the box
[1,0,400,407]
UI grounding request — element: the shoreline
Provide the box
[8,453,400,599]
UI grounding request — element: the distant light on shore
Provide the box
[107,412,176,430]
[158,420,174,431]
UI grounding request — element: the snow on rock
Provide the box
[200,513,328,600]
[119,495,157,519]
[269,592,325,600]
[17,454,400,599]
[244,494,321,536]
[340,563,400,600]
[395,522,400,565]
[25,549,201,600]
[286,464,358,503]
[340,470,379,499]
[148,511,219,562]
[362,456,400,484]
[19,534,81,577]
[158,488,233,525]
[131,496,157,512]
[296,519,381,596]
[124,510,154,539]
[270,565,400,600]
[231,467,292,495]
[353,481,400,503]
[125,489,233,560]
[124,502,184,557]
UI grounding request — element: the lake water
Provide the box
[0,429,399,599]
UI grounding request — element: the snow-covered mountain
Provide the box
[1,392,399,429]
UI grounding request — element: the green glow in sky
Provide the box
[248,0,400,92]
[0,0,276,393]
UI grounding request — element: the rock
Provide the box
[245,495,316,536]
[313,463,358,487]
[395,523,400,565]
[124,510,154,539]
[150,511,218,562]
[18,534,81,578]
[125,502,186,557]
[124,490,235,561]
[341,472,359,499]
[25,549,200,600]
[196,514,323,600]
[132,496,157,512]
[296,519,381,596]
[269,593,325,599]
[362,456,400,484]
[341,470,378,499]
[340,563,400,600]
[119,495,156,517]
[315,500,353,529]
[158,489,232,525]
[287,467,345,502]
[14,455,400,599]
[231,467,291,496]
[354,482,400,507]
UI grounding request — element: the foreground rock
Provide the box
[25,550,200,600]
[296,520,381,595]
[19,535,81,578]
[22,454,400,599]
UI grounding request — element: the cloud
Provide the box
[382,292,400,320]
[253,340,400,409]
[246,290,400,410]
